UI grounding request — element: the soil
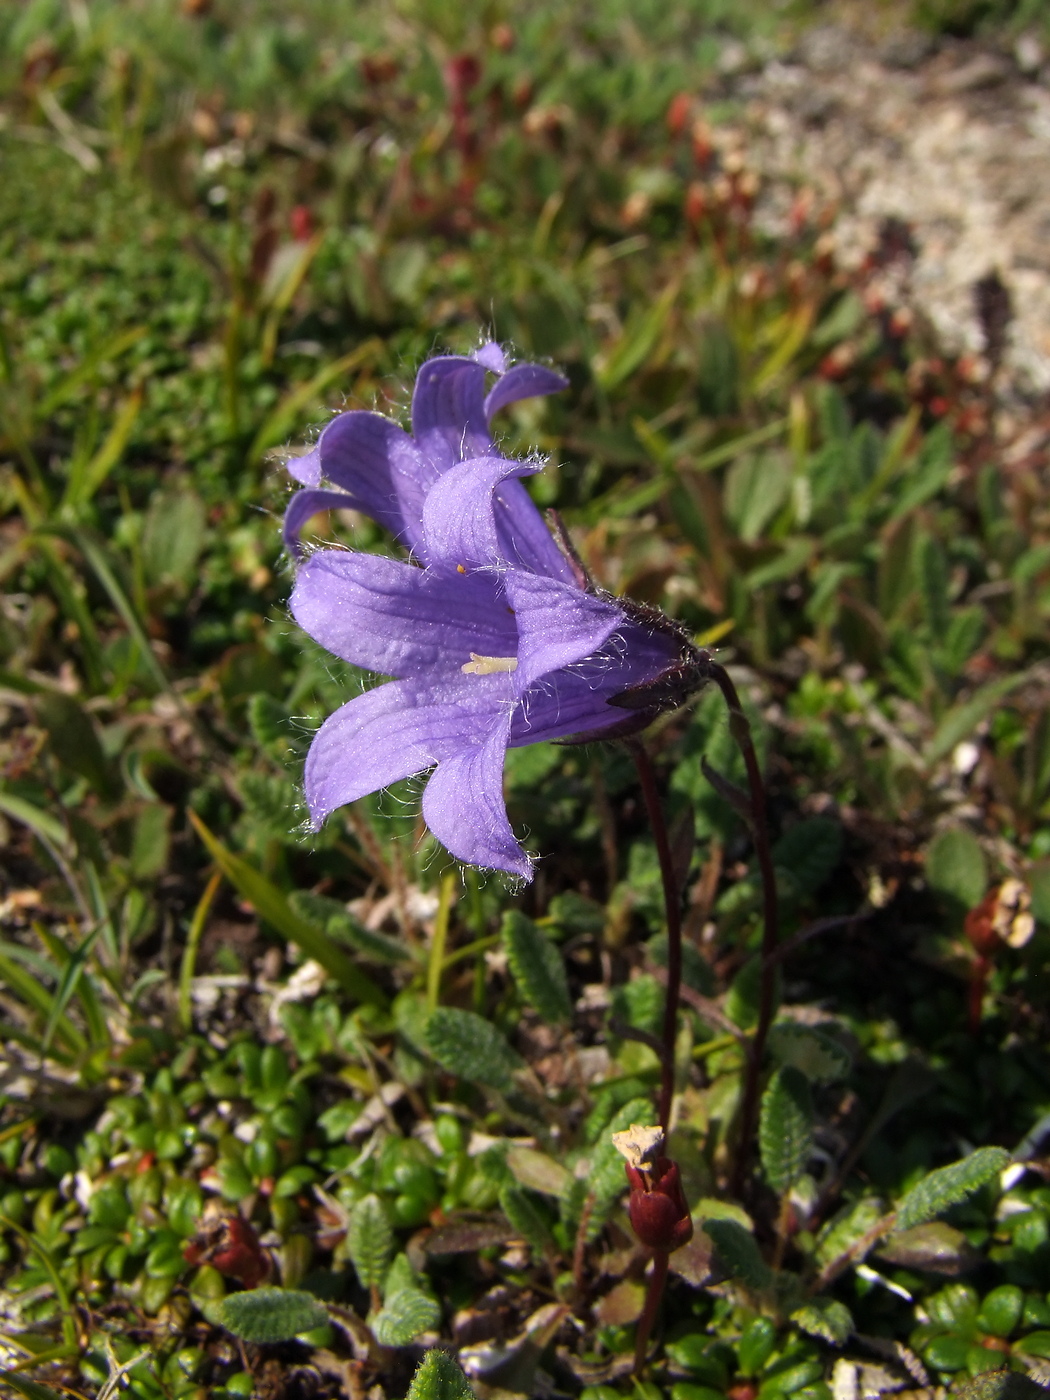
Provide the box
[715,20,1050,409]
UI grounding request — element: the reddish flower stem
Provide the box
[630,740,682,1135]
[704,662,779,1200]
[634,1248,669,1373]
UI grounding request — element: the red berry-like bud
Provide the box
[625,1157,694,1251]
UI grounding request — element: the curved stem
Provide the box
[634,1249,669,1373]
[704,663,779,1199]
[630,740,682,1134]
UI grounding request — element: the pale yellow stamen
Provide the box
[461,654,518,676]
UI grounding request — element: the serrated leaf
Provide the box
[501,910,572,1025]
[926,827,987,912]
[348,1193,393,1291]
[248,692,293,753]
[773,817,843,896]
[406,1348,477,1400]
[218,1286,327,1342]
[759,1067,814,1196]
[952,1371,1048,1400]
[289,890,411,964]
[500,1184,555,1255]
[896,1147,1009,1231]
[373,1287,441,1346]
[791,1298,854,1345]
[704,1218,773,1292]
[239,771,307,845]
[565,1096,653,1239]
[768,1022,851,1083]
[424,1007,524,1092]
[815,1197,887,1269]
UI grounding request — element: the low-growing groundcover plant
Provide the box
[2,1,1050,1398]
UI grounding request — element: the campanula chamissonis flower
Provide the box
[284,345,706,880]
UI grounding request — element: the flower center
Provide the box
[461,654,518,675]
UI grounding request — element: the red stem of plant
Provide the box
[630,740,682,1135]
[634,1248,669,1373]
[705,662,779,1200]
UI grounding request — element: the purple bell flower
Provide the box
[285,347,703,880]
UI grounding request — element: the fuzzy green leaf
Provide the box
[791,1298,854,1345]
[348,1193,394,1291]
[767,1022,851,1084]
[406,1349,477,1400]
[773,817,842,896]
[424,1007,524,1092]
[815,1197,886,1269]
[373,1287,441,1346]
[218,1286,327,1342]
[500,1183,555,1255]
[926,827,987,912]
[289,889,411,964]
[896,1147,1009,1231]
[704,1218,773,1292]
[501,909,572,1025]
[952,1371,1048,1400]
[759,1066,814,1196]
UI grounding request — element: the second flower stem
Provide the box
[705,662,779,1199]
[630,740,682,1135]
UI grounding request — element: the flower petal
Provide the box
[290,549,515,676]
[284,488,358,554]
[510,620,683,745]
[493,478,577,583]
[421,455,537,570]
[484,363,569,421]
[504,571,622,690]
[316,411,436,554]
[304,673,512,825]
[411,357,490,470]
[422,713,531,879]
[472,342,507,373]
[287,447,322,486]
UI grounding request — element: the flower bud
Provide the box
[612,1123,693,1252]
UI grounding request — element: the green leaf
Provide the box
[791,1298,854,1345]
[35,690,115,797]
[189,812,386,1009]
[704,1218,773,1292]
[218,1287,328,1342]
[767,1022,851,1084]
[501,910,572,1025]
[925,674,1029,766]
[405,1349,477,1400]
[772,818,842,896]
[952,1371,1049,1400]
[896,1147,1009,1231]
[564,1096,653,1240]
[926,827,987,912]
[594,278,678,390]
[129,803,170,880]
[424,1007,524,1092]
[348,1193,393,1291]
[916,533,950,637]
[0,787,74,855]
[759,1067,813,1196]
[500,1184,555,1255]
[815,1197,887,1268]
[288,890,411,964]
[724,451,790,543]
[0,1373,72,1400]
[373,1287,441,1346]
